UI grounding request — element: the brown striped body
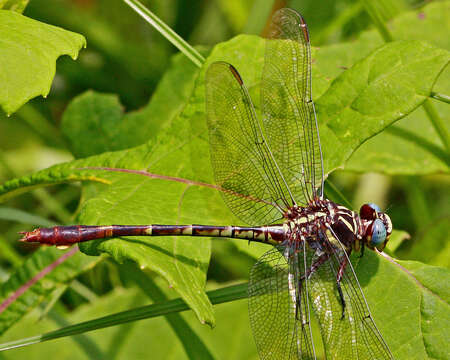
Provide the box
[20,199,369,253]
[21,224,286,246]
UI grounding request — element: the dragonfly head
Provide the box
[359,203,392,251]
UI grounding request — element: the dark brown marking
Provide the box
[193,225,226,236]
[153,225,183,236]
[228,64,243,85]
[299,16,310,43]
[266,226,285,242]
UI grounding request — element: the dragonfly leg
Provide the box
[359,242,365,258]
[306,252,330,279]
[295,288,302,321]
[336,256,349,319]
[294,251,330,322]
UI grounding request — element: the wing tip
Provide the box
[228,64,243,85]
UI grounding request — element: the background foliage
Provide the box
[0,0,448,359]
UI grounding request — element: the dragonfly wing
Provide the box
[248,245,316,359]
[309,230,393,359]
[262,8,324,206]
[206,62,295,225]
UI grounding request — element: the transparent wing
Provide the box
[206,61,295,225]
[308,230,394,359]
[262,8,324,206]
[248,245,316,360]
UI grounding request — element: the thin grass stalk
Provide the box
[123,0,205,68]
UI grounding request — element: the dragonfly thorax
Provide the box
[284,200,355,250]
[282,199,393,255]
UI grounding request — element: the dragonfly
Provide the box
[20,8,394,360]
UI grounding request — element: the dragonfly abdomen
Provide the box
[20,224,286,246]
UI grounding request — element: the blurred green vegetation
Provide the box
[0,0,448,359]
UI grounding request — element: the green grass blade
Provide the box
[123,0,205,68]
[0,235,22,267]
[243,0,274,35]
[0,283,247,351]
[422,99,450,152]
[127,264,215,360]
[360,0,394,42]
[0,206,56,227]
[47,309,104,360]
[315,2,363,44]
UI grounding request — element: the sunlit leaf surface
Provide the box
[0,10,85,114]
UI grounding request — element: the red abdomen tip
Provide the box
[19,229,42,243]
[19,226,82,246]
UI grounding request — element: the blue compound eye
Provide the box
[370,219,386,246]
[368,203,381,213]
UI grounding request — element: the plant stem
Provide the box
[422,99,450,152]
[0,283,248,351]
[123,0,205,68]
[47,309,104,360]
[315,2,363,44]
[360,0,393,42]
[430,92,450,104]
[127,265,214,360]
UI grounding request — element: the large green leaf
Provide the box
[316,40,448,174]
[0,10,85,114]
[359,254,449,359]
[346,1,450,174]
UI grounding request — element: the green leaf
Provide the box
[316,40,449,174]
[346,1,450,174]
[0,247,100,335]
[390,260,450,359]
[0,110,225,326]
[0,10,86,115]
[61,53,200,158]
[355,254,450,360]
